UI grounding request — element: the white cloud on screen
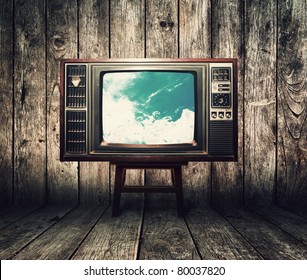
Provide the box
[102,72,194,144]
[146,89,162,104]
[103,72,139,98]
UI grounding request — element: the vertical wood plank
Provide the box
[110,0,145,58]
[179,0,211,58]
[277,0,307,210]
[79,0,110,206]
[79,0,110,60]
[211,0,244,208]
[179,0,211,208]
[0,0,13,206]
[244,0,277,205]
[110,0,145,202]
[47,0,78,205]
[14,0,46,205]
[146,0,178,58]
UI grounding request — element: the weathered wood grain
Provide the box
[139,208,200,259]
[72,196,143,260]
[0,206,71,259]
[13,206,103,260]
[211,0,244,208]
[14,0,46,205]
[110,0,145,58]
[185,208,262,259]
[146,0,178,58]
[0,0,13,206]
[222,207,307,259]
[252,206,307,246]
[179,0,211,208]
[80,162,110,206]
[46,0,78,205]
[79,0,110,60]
[182,163,211,209]
[277,0,307,210]
[1,206,306,260]
[244,0,277,205]
[179,0,211,58]
[79,0,110,206]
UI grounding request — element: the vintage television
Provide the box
[60,58,238,163]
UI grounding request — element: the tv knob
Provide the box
[219,112,224,119]
[211,112,217,119]
[218,97,225,104]
[226,112,231,119]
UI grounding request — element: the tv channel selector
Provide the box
[210,66,233,121]
[212,93,230,107]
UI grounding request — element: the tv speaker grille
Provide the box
[209,121,233,156]
[66,65,86,108]
[66,111,86,154]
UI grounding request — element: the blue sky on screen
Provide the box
[102,71,195,144]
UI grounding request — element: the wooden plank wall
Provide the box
[0,0,306,211]
[244,0,277,206]
[0,0,13,206]
[14,0,46,206]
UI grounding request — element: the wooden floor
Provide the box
[1,195,307,260]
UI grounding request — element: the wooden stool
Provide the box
[111,162,186,217]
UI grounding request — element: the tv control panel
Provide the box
[209,65,233,121]
[63,64,88,155]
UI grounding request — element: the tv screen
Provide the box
[102,71,195,145]
[60,58,238,162]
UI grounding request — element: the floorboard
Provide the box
[252,206,307,246]
[185,208,263,259]
[72,195,144,260]
[1,205,306,260]
[13,206,105,260]
[138,194,200,260]
[221,207,307,259]
[0,206,40,230]
[0,206,72,259]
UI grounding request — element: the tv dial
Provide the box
[212,93,230,108]
[218,97,225,104]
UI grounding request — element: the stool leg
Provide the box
[173,166,184,216]
[112,166,125,216]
